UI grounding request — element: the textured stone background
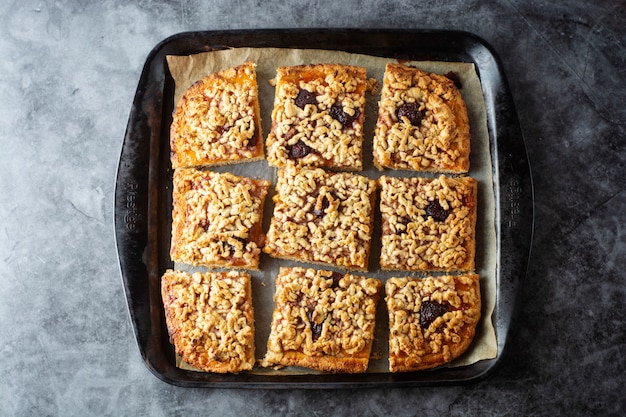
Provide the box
[0,0,624,416]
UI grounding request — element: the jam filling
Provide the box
[425,200,450,222]
[306,309,323,342]
[288,140,312,159]
[246,127,259,148]
[329,271,343,289]
[395,102,425,126]
[294,89,317,109]
[419,300,450,329]
[329,103,360,128]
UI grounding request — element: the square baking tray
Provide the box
[114,29,533,388]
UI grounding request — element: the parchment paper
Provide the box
[166,47,498,374]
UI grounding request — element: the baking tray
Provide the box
[114,29,533,388]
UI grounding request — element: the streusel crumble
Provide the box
[161,269,255,373]
[373,63,470,173]
[170,168,270,270]
[263,267,381,373]
[378,174,477,272]
[263,164,377,271]
[386,274,481,372]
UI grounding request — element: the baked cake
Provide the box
[263,164,377,271]
[378,174,477,272]
[263,267,381,373]
[265,64,368,170]
[161,269,255,373]
[170,61,264,168]
[386,274,481,372]
[373,63,470,173]
[170,167,270,270]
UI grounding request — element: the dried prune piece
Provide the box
[395,217,411,234]
[420,300,449,329]
[288,140,312,159]
[222,241,235,256]
[294,89,317,109]
[222,236,248,256]
[329,103,360,128]
[396,103,425,126]
[312,194,331,217]
[329,271,343,289]
[306,309,323,342]
[425,200,450,222]
[246,128,258,148]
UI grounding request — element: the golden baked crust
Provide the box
[265,64,368,170]
[170,61,264,168]
[262,267,381,373]
[379,174,477,272]
[386,274,481,372]
[161,269,255,373]
[373,63,470,173]
[170,168,270,270]
[263,164,377,271]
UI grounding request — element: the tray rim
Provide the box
[114,28,534,388]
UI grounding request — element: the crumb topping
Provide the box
[264,267,381,367]
[263,164,377,270]
[373,63,470,172]
[385,274,481,372]
[379,174,477,271]
[161,269,255,373]
[266,64,369,170]
[170,61,263,168]
[170,168,270,269]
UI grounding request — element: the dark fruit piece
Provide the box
[222,236,248,256]
[313,194,330,217]
[329,271,343,288]
[294,89,317,109]
[420,300,449,329]
[306,309,323,342]
[425,200,450,222]
[396,103,425,126]
[329,103,360,128]
[246,128,258,148]
[288,140,312,159]
[395,217,411,234]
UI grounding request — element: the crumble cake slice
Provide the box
[263,164,377,271]
[386,274,481,372]
[161,269,255,373]
[265,64,369,170]
[170,61,264,168]
[378,174,477,272]
[170,167,270,270]
[262,267,381,373]
[373,63,471,173]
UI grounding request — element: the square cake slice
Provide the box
[170,167,270,270]
[265,64,368,170]
[170,61,264,168]
[161,269,255,373]
[373,63,471,173]
[386,274,481,372]
[262,267,381,373]
[263,164,377,271]
[379,174,477,272]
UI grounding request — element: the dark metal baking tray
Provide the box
[114,29,533,388]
